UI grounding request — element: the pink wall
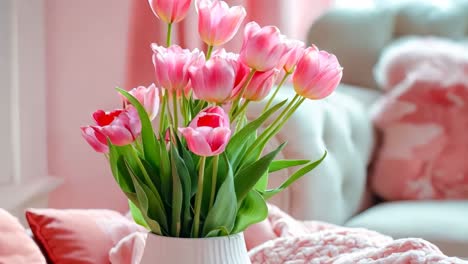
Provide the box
[46,0,131,212]
[46,0,331,211]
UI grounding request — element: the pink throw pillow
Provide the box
[0,209,46,263]
[26,208,145,264]
[371,38,468,200]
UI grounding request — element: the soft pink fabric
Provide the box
[111,204,465,263]
[371,38,468,200]
[0,209,46,264]
[247,205,466,263]
[26,208,145,264]
[109,232,147,264]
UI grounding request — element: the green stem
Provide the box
[166,23,173,47]
[231,100,250,122]
[209,155,219,210]
[230,69,256,118]
[263,72,291,112]
[206,45,214,60]
[240,94,300,165]
[159,92,168,134]
[235,114,247,133]
[182,94,188,126]
[172,91,179,129]
[193,156,206,238]
[129,147,156,194]
[264,97,306,145]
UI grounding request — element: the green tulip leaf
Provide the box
[174,133,198,197]
[158,136,172,205]
[263,151,327,200]
[269,159,310,173]
[108,142,135,193]
[227,99,287,169]
[234,143,286,203]
[170,144,193,237]
[202,154,237,237]
[129,199,149,230]
[124,158,168,235]
[170,145,183,237]
[254,172,269,192]
[204,226,230,238]
[232,190,268,234]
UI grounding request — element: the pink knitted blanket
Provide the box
[245,205,466,263]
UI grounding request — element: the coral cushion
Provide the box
[0,209,46,263]
[371,37,468,200]
[26,208,144,264]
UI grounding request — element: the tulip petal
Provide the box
[81,126,109,153]
[208,127,231,155]
[101,125,135,146]
[179,127,214,156]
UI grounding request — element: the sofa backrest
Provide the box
[307,0,468,89]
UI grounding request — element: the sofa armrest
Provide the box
[247,86,376,225]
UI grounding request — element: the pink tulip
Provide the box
[282,40,306,73]
[81,107,141,152]
[212,49,250,98]
[179,106,231,156]
[152,44,205,94]
[242,69,280,101]
[148,0,192,24]
[189,49,248,103]
[293,46,343,100]
[197,0,246,46]
[239,22,289,72]
[125,84,160,121]
[81,126,109,153]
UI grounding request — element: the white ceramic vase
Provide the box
[140,232,251,264]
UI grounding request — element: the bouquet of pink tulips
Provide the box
[81,0,342,238]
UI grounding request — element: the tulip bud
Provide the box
[242,69,280,101]
[293,46,342,100]
[148,0,192,24]
[189,50,248,103]
[197,0,246,46]
[125,84,160,121]
[282,40,306,73]
[240,22,289,72]
[152,44,205,94]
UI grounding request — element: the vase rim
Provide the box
[147,231,244,241]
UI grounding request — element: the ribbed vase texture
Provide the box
[140,232,251,264]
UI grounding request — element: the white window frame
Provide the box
[0,0,61,217]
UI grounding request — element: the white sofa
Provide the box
[256,0,468,258]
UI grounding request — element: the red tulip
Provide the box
[81,107,142,152]
[152,44,205,94]
[179,106,231,156]
[148,0,192,24]
[197,0,246,46]
[242,69,279,101]
[189,49,248,103]
[239,22,289,72]
[293,46,343,100]
[125,84,160,121]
